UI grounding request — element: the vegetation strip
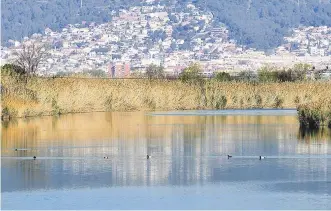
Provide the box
[1,64,331,129]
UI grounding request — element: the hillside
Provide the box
[1,0,331,49]
[201,0,331,49]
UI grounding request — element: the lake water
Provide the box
[1,110,331,210]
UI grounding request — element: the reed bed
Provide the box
[1,76,331,122]
[298,99,331,129]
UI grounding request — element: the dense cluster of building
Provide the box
[278,26,331,57]
[1,0,331,77]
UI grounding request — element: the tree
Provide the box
[145,64,165,80]
[1,63,27,83]
[179,63,203,84]
[236,70,257,82]
[214,71,232,82]
[1,63,26,76]
[291,63,312,81]
[257,66,279,82]
[13,41,48,76]
[276,64,312,82]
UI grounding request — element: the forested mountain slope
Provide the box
[1,0,331,49]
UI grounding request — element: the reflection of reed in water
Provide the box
[1,112,298,149]
[298,128,331,142]
[296,128,331,154]
[2,112,328,157]
[1,112,330,191]
[1,118,17,129]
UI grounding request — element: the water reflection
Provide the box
[1,111,331,194]
[296,128,331,154]
[265,181,331,195]
[298,128,331,142]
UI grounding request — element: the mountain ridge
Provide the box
[1,0,331,49]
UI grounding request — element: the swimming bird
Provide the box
[104,156,108,159]
[15,149,18,151]
[259,156,266,160]
[227,155,232,159]
[33,156,36,160]
[147,155,151,159]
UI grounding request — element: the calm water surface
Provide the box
[1,110,331,209]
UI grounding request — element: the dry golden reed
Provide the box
[1,76,331,118]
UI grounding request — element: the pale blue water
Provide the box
[1,110,331,210]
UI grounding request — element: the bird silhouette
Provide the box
[147,155,151,159]
[227,155,232,159]
[259,156,266,160]
[33,156,36,160]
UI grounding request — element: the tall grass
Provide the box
[1,75,331,120]
[298,99,331,129]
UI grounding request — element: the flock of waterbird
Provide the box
[105,154,265,160]
[105,154,266,160]
[103,154,265,160]
[14,149,266,160]
[103,155,152,159]
[227,155,266,160]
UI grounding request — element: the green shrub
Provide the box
[2,107,10,116]
[278,64,310,82]
[236,70,257,82]
[1,64,28,83]
[257,66,278,82]
[297,102,330,130]
[1,64,26,76]
[214,72,232,82]
[298,107,323,129]
[1,107,18,120]
[231,96,238,104]
[216,95,227,109]
[179,63,203,84]
[273,96,284,108]
[145,64,165,80]
[254,95,262,107]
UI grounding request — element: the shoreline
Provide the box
[1,108,299,121]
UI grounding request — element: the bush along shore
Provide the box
[1,64,331,129]
[298,100,331,130]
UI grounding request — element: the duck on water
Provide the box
[228,155,266,160]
